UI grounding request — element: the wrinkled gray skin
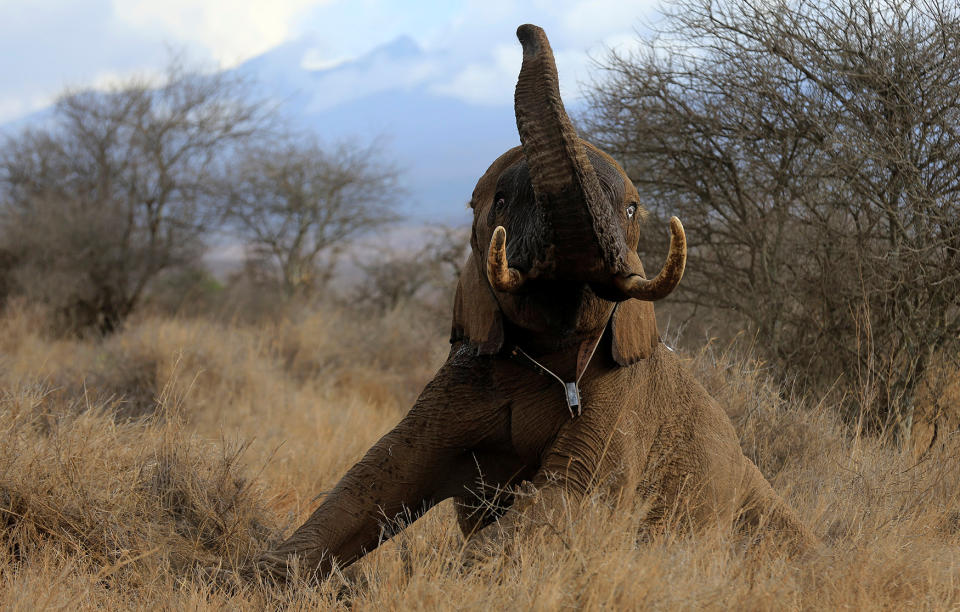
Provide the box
[257,24,815,581]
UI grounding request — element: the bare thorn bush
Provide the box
[585,0,960,442]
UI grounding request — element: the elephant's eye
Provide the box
[626,204,637,219]
[494,195,506,210]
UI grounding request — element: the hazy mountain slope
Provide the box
[236,34,526,224]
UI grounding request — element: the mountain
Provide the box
[2,34,587,225]
[235,34,530,225]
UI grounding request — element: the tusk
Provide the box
[614,216,686,301]
[487,226,527,292]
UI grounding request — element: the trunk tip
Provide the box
[516,24,546,58]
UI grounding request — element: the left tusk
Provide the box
[487,226,527,292]
[614,216,686,301]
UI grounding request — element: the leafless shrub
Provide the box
[586,0,960,440]
[350,225,468,315]
[219,138,401,297]
[0,60,270,334]
[141,266,226,319]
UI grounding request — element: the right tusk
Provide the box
[487,226,527,292]
[614,216,686,301]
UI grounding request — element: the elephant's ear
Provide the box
[451,252,504,355]
[610,259,659,365]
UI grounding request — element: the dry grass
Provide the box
[1,303,959,610]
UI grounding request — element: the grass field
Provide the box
[1,301,959,610]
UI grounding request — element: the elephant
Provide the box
[257,24,815,581]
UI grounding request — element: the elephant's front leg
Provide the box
[258,353,507,580]
[453,447,537,538]
[462,408,627,552]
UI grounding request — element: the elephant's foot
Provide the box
[734,466,821,556]
[459,480,588,571]
[735,501,820,557]
[243,551,294,585]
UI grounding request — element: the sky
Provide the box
[0,0,662,124]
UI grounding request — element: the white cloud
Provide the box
[299,49,351,71]
[301,45,443,112]
[427,0,656,107]
[0,93,49,125]
[112,0,324,67]
[429,43,519,106]
[560,0,659,44]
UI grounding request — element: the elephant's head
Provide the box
[452,24,686,365]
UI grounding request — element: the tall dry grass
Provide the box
[1,302,959,609]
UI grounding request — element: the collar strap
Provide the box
[509,305,616,418]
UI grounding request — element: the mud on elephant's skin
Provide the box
[258,23,816,580]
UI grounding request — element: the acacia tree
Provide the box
[221,139,400,296]
[0,62,267,332]
[586,0,960,439]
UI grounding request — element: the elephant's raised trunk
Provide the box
[513,24,628,279]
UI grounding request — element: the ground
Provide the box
[1,302,959,609]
